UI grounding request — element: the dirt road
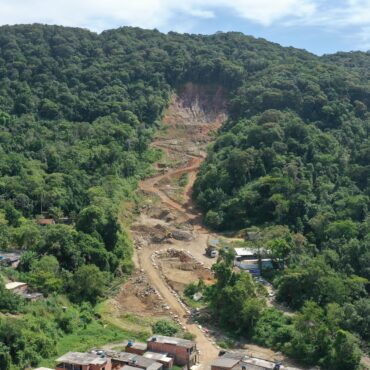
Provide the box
[132,86,225,368]
[139,245,219,366]
[129,84,295,369]
[139,152,203,222]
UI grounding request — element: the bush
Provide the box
[182,332,196,341]
[178,173,189,187]
[152,319,179,336]
[184,282,198,298]
[252,308,292,349]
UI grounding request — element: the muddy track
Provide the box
[130,86,308,369]
[131,86,227,368]
[137,138,219,367]
[139,144,204,225]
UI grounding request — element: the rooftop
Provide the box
[143,352,173,363]
[128,342,148,350]
[56,352,108,365]
[241,358,278,370]
[105,351,134,362]
[148,335,195,348]
[0,250,22,261]
[234,248,256,257]
[221,352,304,370]
[23,292,43,300]
[234,364,267,370]
[211,357,240,368]
[37,218,55,225]
[5,281,27,290]
[221,352,245,361]
[121,366,143,370]
[105,351,162,370]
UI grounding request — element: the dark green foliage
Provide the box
[68,265,108,305]
[27,255,63,295]
[0,24,369,369]
[152,319,179,337]
[0,276,22,313]
[275,256,367,309]
[0,343,11,370]
[205,254,265,336]
[184,279,206,298]
[185,26,370,369]
[0,297,104,369]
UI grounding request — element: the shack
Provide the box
[234,248,272,275]
[105,351,163,370]
[5,281,28,294]
[56,352,112,370]
[0,250,22,268]
[147,335,198,369]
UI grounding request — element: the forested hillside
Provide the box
[192,37,370,368]
[0,24,369,369]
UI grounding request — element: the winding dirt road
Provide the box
[136,139,219,368]
[131,86,298,369]
[132,87,225,368]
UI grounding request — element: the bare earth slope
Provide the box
[135,83,226,367]
[116,83,295,369]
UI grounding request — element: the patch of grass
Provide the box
[178,173,189,188]
[182,295,205,309]
[172,366,184,370]
[96,301,153,336]
[39,320,139,367]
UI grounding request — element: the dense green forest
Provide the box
[192,48,370,367]
[0,24,369,369]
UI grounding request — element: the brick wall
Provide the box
[147,342,197,368]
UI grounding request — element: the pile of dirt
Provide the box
[115,270,166,315]
[171,229,194,241]
[155,249,214,294]
[131,212,195,246]
[131,223,171,244]
[146,206,175,222]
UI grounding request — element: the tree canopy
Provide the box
[0,24,370,369]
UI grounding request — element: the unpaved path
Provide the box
[361,356,370,369]
[130,85,294,368]
[139,152,203,222]
[133,87,224,368]
[139,245,218,366]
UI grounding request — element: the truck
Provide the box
[205,245,218,258]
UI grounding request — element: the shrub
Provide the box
[152,319,179,336]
